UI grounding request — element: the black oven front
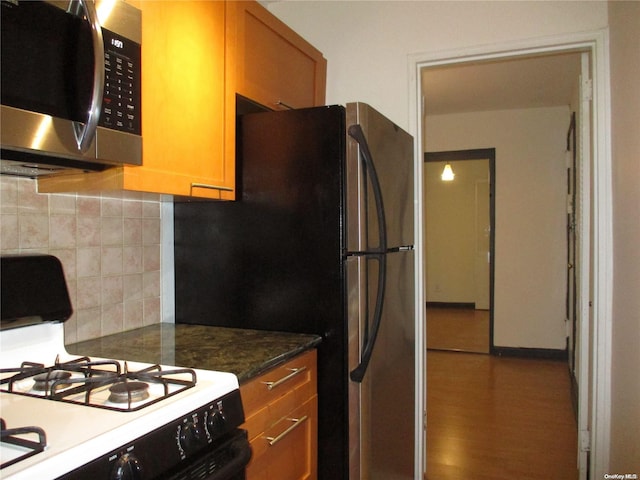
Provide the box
[57,390,251,480]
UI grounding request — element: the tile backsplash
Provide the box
[0,176,163,344]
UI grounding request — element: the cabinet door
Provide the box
[137,1,234,199]
[246,395,318,480]
[227,1,326,110]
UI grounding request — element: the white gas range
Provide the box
[0,255,250,480]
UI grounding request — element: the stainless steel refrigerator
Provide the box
[174,102,415,480]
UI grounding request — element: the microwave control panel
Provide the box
[100,28,141,136]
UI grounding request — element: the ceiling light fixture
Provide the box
[441,162,455,181]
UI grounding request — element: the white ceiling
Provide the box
[422,52,582,116]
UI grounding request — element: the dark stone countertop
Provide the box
[66,323,321,383]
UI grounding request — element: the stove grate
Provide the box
[0,419,47,470]
[0,357,198,412]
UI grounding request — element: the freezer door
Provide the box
[347,249,415,480]
[346,103,414,252]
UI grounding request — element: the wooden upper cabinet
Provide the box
[136,0,234,199]
[227,1,327,110]
[39,0,326,199]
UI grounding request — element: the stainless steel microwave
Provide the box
[0,0,142,178]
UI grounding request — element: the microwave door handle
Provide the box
[69,0,105,153]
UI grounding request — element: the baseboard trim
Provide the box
[426,302,475,309]
[493,346,568,361]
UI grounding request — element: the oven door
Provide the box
[56,428,251,480]
[161,429,252,480]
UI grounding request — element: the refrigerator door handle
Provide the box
[348,124,388,383]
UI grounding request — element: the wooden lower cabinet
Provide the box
[240,349,317,480]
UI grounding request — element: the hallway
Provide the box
[426,350,578,480]
[426,307,490,354]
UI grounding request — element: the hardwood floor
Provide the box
[426,351,578,480]
[426,307,490,353]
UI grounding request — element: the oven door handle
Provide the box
[202,433,252,480]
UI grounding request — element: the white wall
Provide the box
[425,160,489,305]
[608,0,640,470]
[425,107,570,349]
[268,1,607,130]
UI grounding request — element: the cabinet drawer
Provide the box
[245,395,318,480]
[240,349,316,418]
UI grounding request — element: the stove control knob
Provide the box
[110,453,143,480]
[207,407,227,436]
[179,421,207,454]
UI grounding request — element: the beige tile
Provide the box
[19,214,49,249]
[123,217,142,246]
[77,247,101,277]
[142,199,160,218]
[123,198,142,218]
[76,307,102,342]
[76,276,101,310]
[49,248,77,280]
[17,179,48,214]
[63,314,78,345]
[50,215,77,249]
[101,246,123,276]
[143,271,161,298]
[77,216,101,247]
[123,273,143,302]
[124,299,144,331]
[1,214,19,250]
[123,245,143,274]
[0,177,18,213]
[77,196,101,216]
[143,244,160,272]
[142,218,161,245]
[50,194,76,215]
[101,195,123,217]
[101,303,124,336]
[101,217,123,246]
[143,297,161,326]
[102,275,124,305]
[5,188,164,341]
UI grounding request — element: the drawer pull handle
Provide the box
[190,182,234,192]
[265,416,308,446]
[190,183,234,199]
[261,367,307,391]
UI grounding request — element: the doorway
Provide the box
[424,149,495,354]
[412,41,607,480]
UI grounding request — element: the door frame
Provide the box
[409,29,612,479]
[424,148,496,354]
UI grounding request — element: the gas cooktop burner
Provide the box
[32,371,72,392]
[0,356,198,412]
[108,381,150,404]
